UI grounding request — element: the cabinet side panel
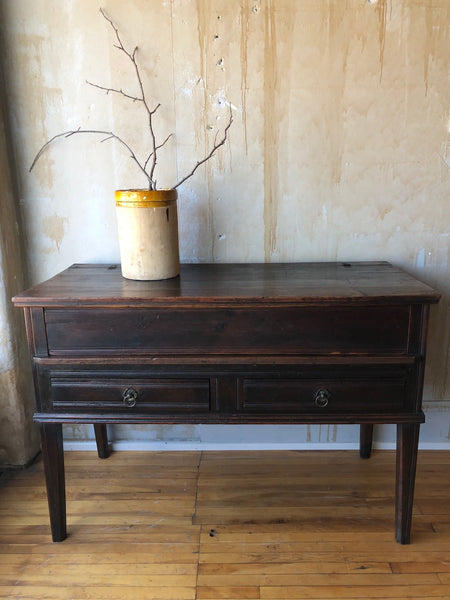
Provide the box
[30,307,49,357]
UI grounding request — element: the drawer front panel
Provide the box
[239,368,412,414]
[44,305,410,356]
[50,377,210,413]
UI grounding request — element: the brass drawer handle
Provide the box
[314,388,330,408]
[123,387,138,408]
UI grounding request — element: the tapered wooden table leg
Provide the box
[94,424,110,459]
[395,423,420,544]
[39,423,66,542]
[359,424,374,459]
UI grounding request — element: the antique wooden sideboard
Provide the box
[13,262,440,543]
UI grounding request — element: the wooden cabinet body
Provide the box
[13,262,440,543]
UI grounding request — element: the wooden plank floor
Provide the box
[0,449,450,599]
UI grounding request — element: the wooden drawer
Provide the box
[49,376,210,414]
[238,366,413,415]
[43,305,411,356]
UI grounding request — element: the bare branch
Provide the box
[173,106,233,189]
[29,128,153,188]
[99,8,159,185]
[100,8,129,58]
[144,133,173,171]
[86,80,143,103]
[156,133,173,151]
[30,9,233,192]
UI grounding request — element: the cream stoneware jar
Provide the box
[115,189,180,281]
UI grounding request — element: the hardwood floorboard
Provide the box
[0,449,450,599]
[0,585,196,599]
[258,585,450,599]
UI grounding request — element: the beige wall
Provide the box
[0,0,448,446]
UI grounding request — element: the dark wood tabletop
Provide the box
[13,262,440,307]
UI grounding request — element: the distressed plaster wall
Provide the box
[0,0,448,448]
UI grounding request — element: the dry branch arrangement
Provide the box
[30,8,233,190]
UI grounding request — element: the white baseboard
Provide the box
[62,440,450,452]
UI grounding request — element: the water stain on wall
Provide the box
[323,2,349,186]
[263,1,295,261]
[5,32,59,192]
[195,0,215,259]
[423,1,450,96]
[263,0,277,261]
[43,214,67,253]
[376,0,388,82]
[239,1,256,154]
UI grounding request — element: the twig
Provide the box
[85,80,143,103]
[173,106,233,189]
[144,133,173,171]
[29,128,152,187]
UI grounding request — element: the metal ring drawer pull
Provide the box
[314,388,330,408]
[122,387,138,408]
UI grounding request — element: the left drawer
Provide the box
[48,375,211,413]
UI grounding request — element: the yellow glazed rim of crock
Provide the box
[115,189,178,208]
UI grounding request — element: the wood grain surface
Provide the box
[1,450,450,599]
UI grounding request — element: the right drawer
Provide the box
[238,365,415,415]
